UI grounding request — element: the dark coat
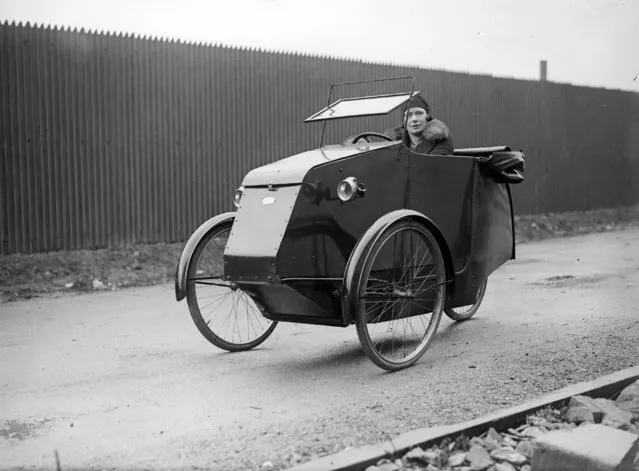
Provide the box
[384,118,455,155]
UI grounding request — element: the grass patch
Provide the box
[2,205,639,303]
[0,242,183,302]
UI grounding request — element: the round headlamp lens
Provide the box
[232,187,244,208]
[337,177,358,202]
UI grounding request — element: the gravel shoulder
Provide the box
[2,204,639,303]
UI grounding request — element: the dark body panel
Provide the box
[225,144,516,325]
[407,150,514,308]
[444,160,514,308]
[406,150,475,273]
[276,145,408,279]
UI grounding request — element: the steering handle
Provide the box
[350,132,395,144]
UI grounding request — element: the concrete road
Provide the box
[1,229,639,470]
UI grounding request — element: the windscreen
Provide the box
[305,92,419,122]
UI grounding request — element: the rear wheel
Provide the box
[355,220,446,371]
[444,279,487,322]
[186,221,277,351]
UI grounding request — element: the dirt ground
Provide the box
[1,204,639,303]
[2,228,639,470]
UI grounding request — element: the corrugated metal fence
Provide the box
[2,22,639,255]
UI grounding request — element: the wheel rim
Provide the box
[188,226,275,349]
[358,223,445,367]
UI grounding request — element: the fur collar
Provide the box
[423,119,450,142]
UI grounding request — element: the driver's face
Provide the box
[405,107,429,136]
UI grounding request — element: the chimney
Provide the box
[540,60,547,81]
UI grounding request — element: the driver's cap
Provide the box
[402,94,430,114]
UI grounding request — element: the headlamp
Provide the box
[336,177,365,202]
[232,187,244,208]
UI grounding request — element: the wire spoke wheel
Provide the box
[186,222,277,352]
[444,279,487,321]
[355,220,446,371]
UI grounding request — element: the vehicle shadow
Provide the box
[186,319,480,378]
[280,341,370,372]
[435,317,481,342]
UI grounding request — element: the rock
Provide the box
[448,452,466,467]
[425,449,442,463]
[404,447,432,465]
[601,414,633,431]
[64,282,74,288]
[527,416,549,427]
[545,422,575,431]
[515,439,536,459]
[570,396,635,430]
[567,395,633,430]
[261,461,274,469]
[565,405,597,424]
[520,426,545,439]
[520,466,531,471]
[405,447,441,465]
[424,465,441,471]
[616,380,639,415]
[470,436,484,447]
[487,427,503,443]
[365,467,381,471]
[502,436,519,448]
[466,444,494,470]
[490,447,528,465]
[494,462,517,471]
[377,461,400,471]
[532,424,638,471]
[483,434,502,451]
[507,428,522,436]
[92,279,105,290]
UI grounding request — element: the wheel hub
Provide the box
[392,287,414,299]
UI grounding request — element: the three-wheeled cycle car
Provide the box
[175,77,525,371]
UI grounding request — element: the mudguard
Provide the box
[340,209,454,325]
[174,212,236,301]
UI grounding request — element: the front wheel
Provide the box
[186,221,277,351]
[355,220,447,371]
[444,279,487,322]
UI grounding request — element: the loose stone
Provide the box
[465,444,494,470]
[616,379,639,414]
[447,451,466,467]
[494,462,517,471]
[489,447,528,465]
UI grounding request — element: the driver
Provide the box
[384,94,454,155]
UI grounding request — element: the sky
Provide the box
[1,0,638,92]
